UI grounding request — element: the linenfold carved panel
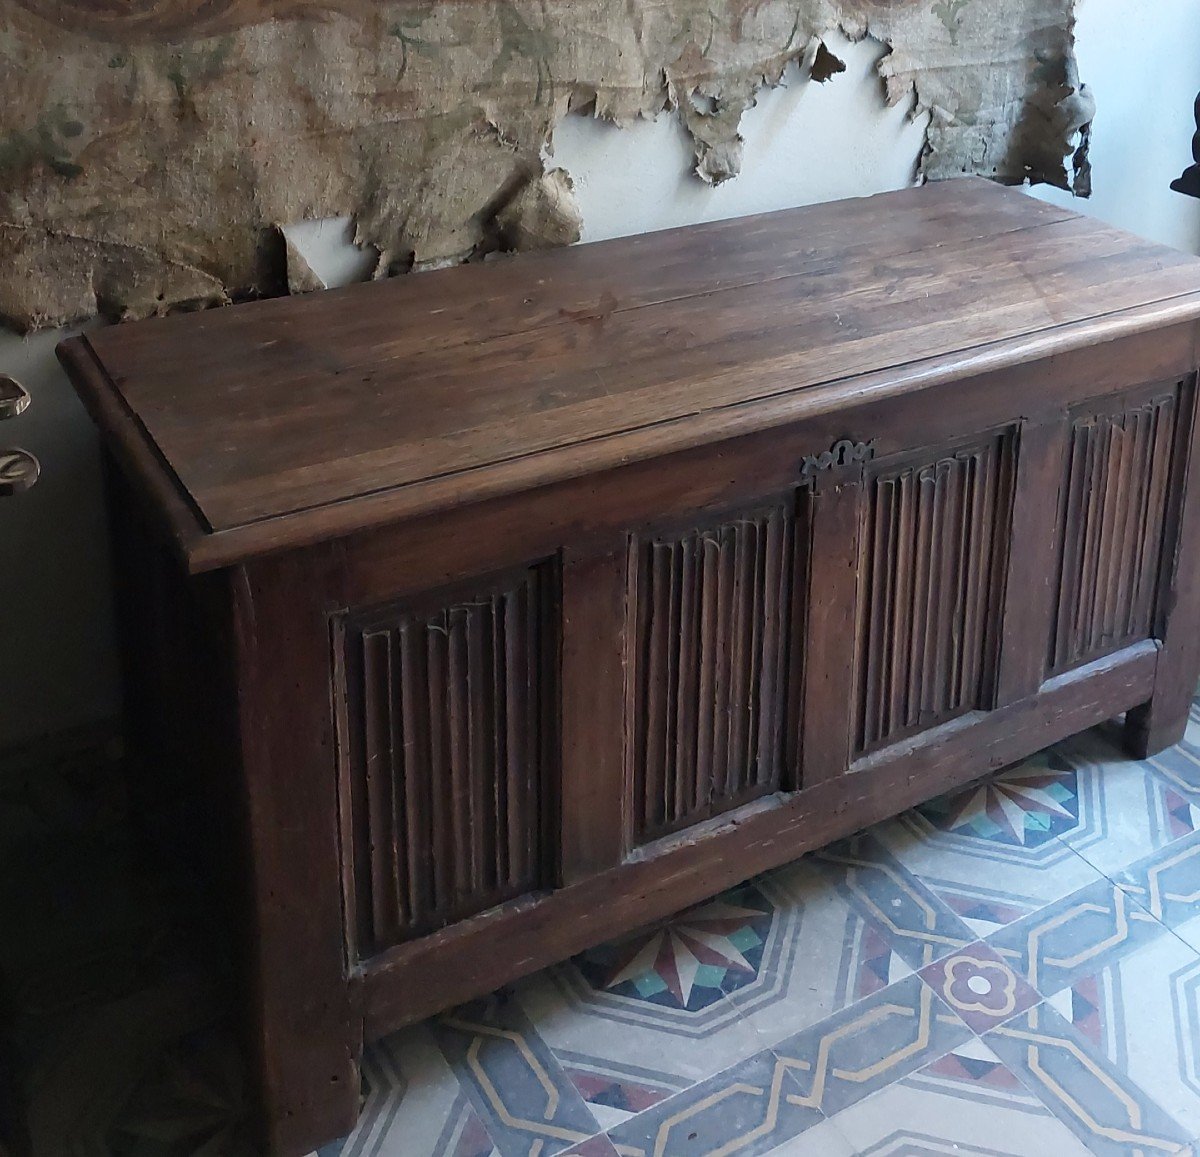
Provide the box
[856,435,1014,754]
[341,566,553,955]
[1051,392,1178,672]
[628,504,800,842]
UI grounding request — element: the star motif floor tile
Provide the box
[570,884,774,1012]
[873,764,1107,931]
[914,751,1082,848]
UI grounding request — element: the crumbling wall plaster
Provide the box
[1029,0,1200,256]
[0,0,1091,332]
[549,38,930,244]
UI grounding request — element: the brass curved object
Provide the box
[0,376,38,495]
[0,448,39,496]
[0,376,30,421]
[8,0,367,42]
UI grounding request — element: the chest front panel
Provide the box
[854,433,1014,755]
[329,361,1197,970]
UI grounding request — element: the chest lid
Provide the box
[58,177,1200,572]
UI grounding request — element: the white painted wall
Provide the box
[548,34,928,241]
[0,2,1196,750]
[1027,0,1200,254]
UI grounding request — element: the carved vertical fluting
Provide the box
[630,505,796,842]
[857,437,1010,753]
[346,567,549,955]
[1052,394,1177,672]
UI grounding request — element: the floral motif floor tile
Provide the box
[872,751,1107,928]
[601,975,973,1157]
[826,1037,1095,1157]
[27,700,1200,1157]
[917,940,1040,1033]
[987,873,1169,997]
[809,831,975,970]
[984,1002,1193,1156]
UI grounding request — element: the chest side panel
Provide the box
[340,564,557,956]
[1051,389,1179,674]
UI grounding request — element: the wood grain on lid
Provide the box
[65,178,1200,564]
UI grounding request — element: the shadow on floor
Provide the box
[0,731,253,1156]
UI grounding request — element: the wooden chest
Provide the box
[59,178,1200,1155]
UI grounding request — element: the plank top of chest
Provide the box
[59,177,1200,572]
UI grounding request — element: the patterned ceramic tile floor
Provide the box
[9,704,1200,1155]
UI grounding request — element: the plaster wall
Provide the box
[1026,0,1200,255]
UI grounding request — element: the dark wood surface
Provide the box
[1127,374,1200,754]
[339,565,556,952]
[627,504,796,840]
[61,178,1200,570]
[228,553,361,1155]
[59,180,1200,1156]
[361,640,1160,1036]
[559,545,627,882]
[856,434,1013,753]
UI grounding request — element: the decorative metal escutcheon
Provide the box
[800,438,875,482]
